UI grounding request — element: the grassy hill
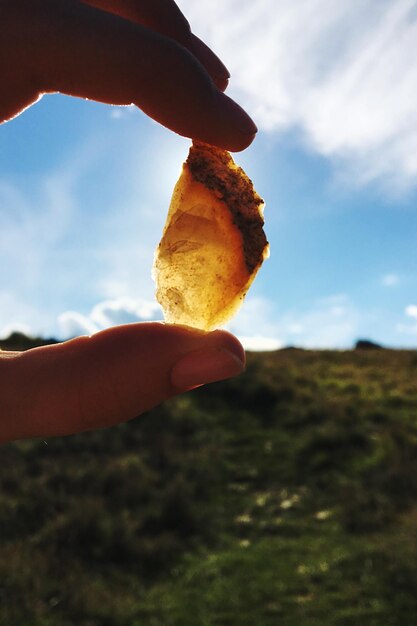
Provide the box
[1,336,417,625]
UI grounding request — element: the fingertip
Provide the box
[197,127,257,153]
[187,89,258,152]
[208,329,246,366]
[169,327,245,391]
[208,91,258,152]
[171,346,244,391]
[228,131,258,152]
[217,92,258,134]
[215,75,229,92]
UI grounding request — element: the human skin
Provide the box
[0,0,256,443]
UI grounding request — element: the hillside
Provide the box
[1,337,417,625]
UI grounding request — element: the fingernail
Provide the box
[216,92,258,136]
[171,347,245,391]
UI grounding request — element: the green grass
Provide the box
[1,342,417,624]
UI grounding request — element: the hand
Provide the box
[0,0,257,150]
[0,325,245,443]
[0,0,249,443]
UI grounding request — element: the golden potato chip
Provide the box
[153,142,269,331]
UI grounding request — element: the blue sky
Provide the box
[1,0,417,349]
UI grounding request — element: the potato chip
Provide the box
[153,142,268,331]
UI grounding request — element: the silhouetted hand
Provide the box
[0,0,257,150]
[0,0,252,443]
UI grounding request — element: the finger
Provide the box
[81,0,193,46]
[0,324,245,443]
[35,0,256,151]
[191,34,230,92]
[81,0,230,90]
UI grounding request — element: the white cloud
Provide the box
[395,305,417,336]
[0,322,32,340]
[240,336,283,351]
[0,129,119,336]
[56,296,417,348]
[58,311,99,338]
[57,295,285,349]
[405,304,417,318]
[284,295,359,349]
[58,296,283,349]
[0,290,40,340]
[180,0,417,187]
[0,173,75,287]
[58,298,163,339]
[0,121,177,338]
[382,273,400,286]
[90,298,162,327]
[229,293,360,349]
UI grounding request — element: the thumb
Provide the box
[0,324,245,443]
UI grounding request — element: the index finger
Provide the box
[32,0,257,150]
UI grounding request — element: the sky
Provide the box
[1,0,417,350]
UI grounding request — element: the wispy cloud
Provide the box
[405,304,417,319]
[0,122,179,337]
[0,174,74,280]
[229,293,361,349]
[396,304,417,335]
[381,273,401,287]
[182,0,417,187]
[289,295,360,348]
[0,170,78,335]
[0,289,35,338]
